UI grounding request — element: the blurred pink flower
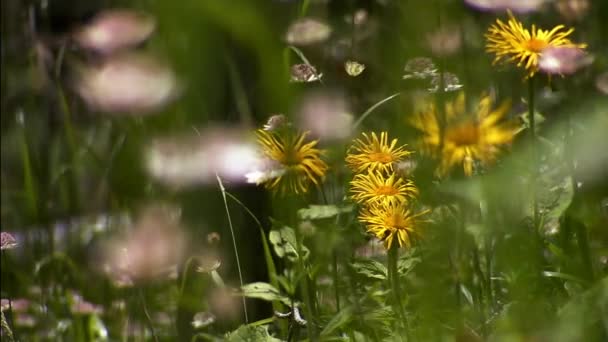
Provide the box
[556,0,589,22]
[295,92,353,140]
[464,0,547,13]
[101,205,186,284]
[1,232,17,250]
[73,9,156,54]
[427,26,462,57]
[74,53,179,113]
[70,293,104,315]
[538,47,593,75]
[285,18,332,46]
[146,128,262,187]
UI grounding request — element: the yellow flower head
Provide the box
[359,202,429,249]
[345,132,412,174]
[350,170,418,206]
[256,129,328,195]
[410,92,517,177]
[485,10,586,77]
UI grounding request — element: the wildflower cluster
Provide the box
[346,132,427,249]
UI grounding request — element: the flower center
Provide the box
[446,123,480,146]
[525,38,548,53]
[386,212,407,230]
[368,152,393,164]
[375,185,398,196]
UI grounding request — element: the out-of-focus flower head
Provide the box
[345,60,366,77]
[428,72,464,93]
[255,126,328,195]
[70,293,104,315]
[538,47,593,75]
[596,72,608,95]
[295,92,354,140]
[285,18,332,46]
[192,312,216,329]
[290,63,323,83]
[101,204,186,285]
[427,25,462,57]
[346,132,412,174]
[146,128,260,187]
[74,53,179,113]
[263,114,288,131]
[402,57,438,80]
[409,92,517,176]
[556,0,589,22]
[73,9,156,54]
[359,202,429,250]
[485,10,587,78]
[1,232,17,250]
[465,0,547,13]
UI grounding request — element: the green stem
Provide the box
[139,288,159,342]
[216,175,249,323]
[353,93,401,129]
[0,310,15,342]
[388,245,409,340]
[528,76,539,232]
[332,252,341,312]
[18,112,38,220]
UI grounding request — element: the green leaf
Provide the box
[269,226,309,261]
[351,259,387,280]
[321,306,353,336]
[298,205,354,220]
[398,253,421,274]
[225,325,282,342]
[240,282,292,306]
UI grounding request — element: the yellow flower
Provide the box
[256,129,328,194]
[350,170,418,206]
[359,202,429,249]
[345,132,412,174]
[485,10,586,77]
[410,92,517,176]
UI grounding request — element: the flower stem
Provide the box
[216,175,249,323]
[388,244,409,340]
[528,76,539,232]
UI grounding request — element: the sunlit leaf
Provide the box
[240,282,291,306]
[298,205,354,220]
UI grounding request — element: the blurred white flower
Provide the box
[538,47,593,75]
[403,57,438,80]
[290,64,323,83]
[263,114,288,131]
[73,9,156,54]
[285,18,332,46]
[464,0,547,13]
[428,72,463,93]
[345,60,366,77]
[1,232,17,250]
[295,92,354,140]
[146,128,261,187]
[74,53,179,113]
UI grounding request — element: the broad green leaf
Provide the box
[240,282,291,306]
[321,306,353,336]
[269,226,309,261]
[225,324,282,342]
[298,205,354,220]
[351,259,387,280]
